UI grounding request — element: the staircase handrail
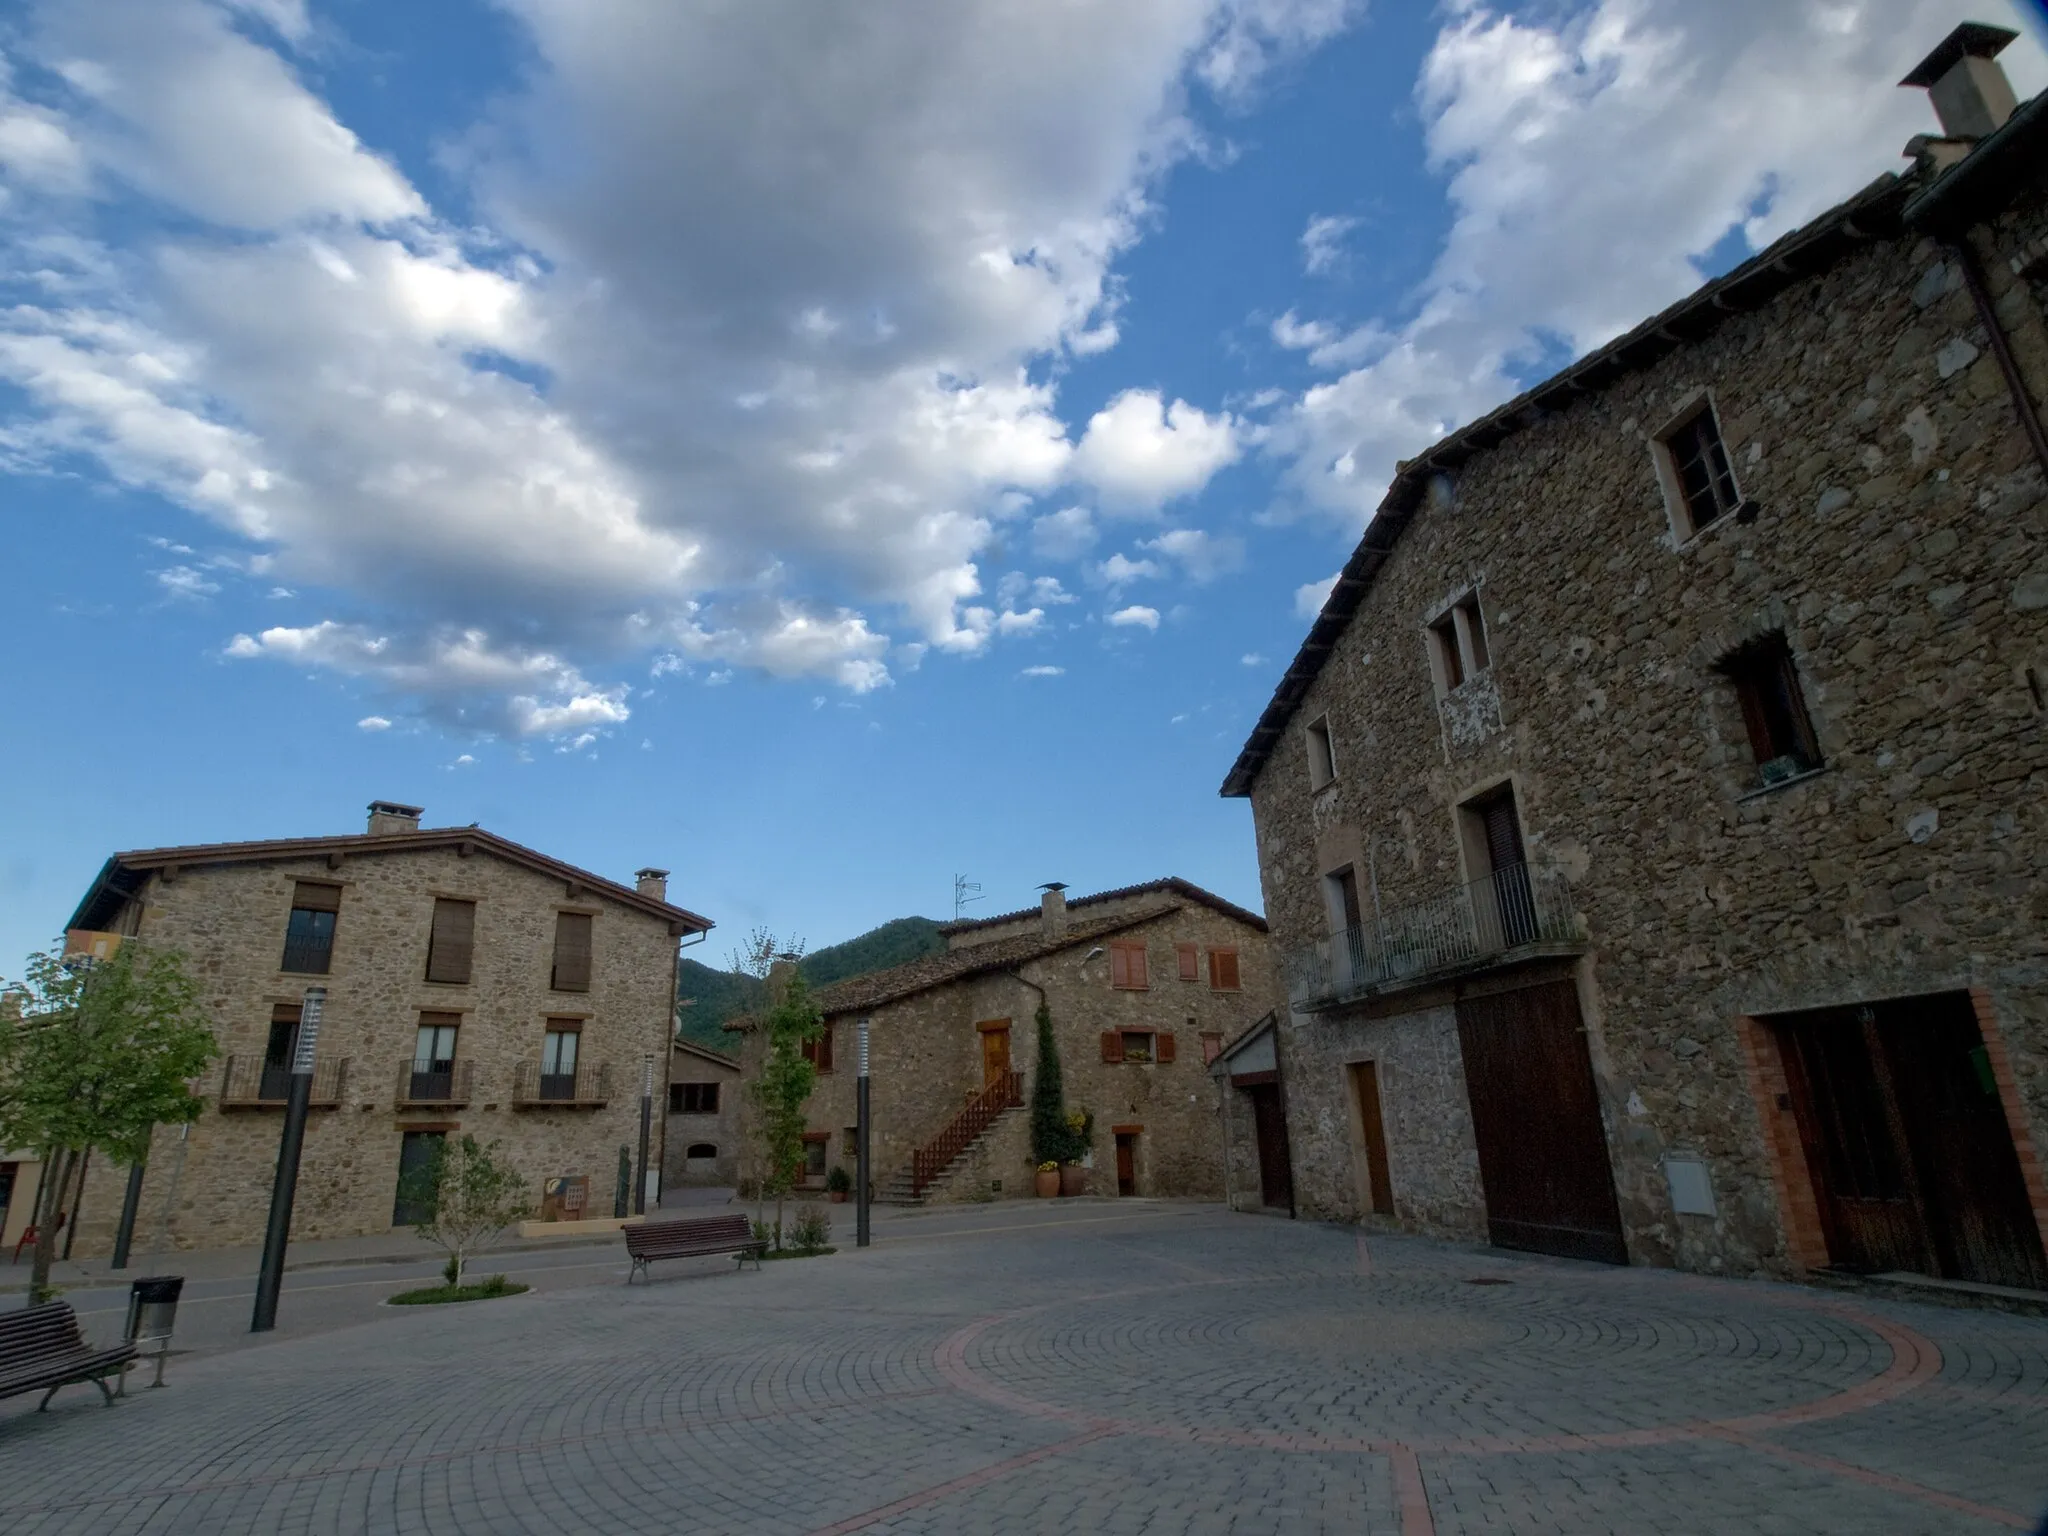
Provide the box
[910,1069,1022,1195]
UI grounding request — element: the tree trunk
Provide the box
[29,1147,78,1306]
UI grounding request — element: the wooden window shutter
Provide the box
[818,1023,833,1073]
[551,911,593,992]
[1109,945,1130,989]
[1156,1032,1177,1064]
[292,881,341,912]
[1208,947,1241,991]
[1100,1031,1123,1064]
[425,898,476,985]
[1176,943,1199,982]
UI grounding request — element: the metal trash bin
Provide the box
[124,1276,184,1390]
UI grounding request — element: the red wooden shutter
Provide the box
[426,898,476,985]
[551,911,593,992]
[1109,945,1130,989]
[1100,1031,1123,1064]
[1176,943,1199,982]
[1156,1032,1177,1064]
[1208,947,1240,991]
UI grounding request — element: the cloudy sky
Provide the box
[2,0,2042,963]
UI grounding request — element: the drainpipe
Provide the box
[1949,236,2048,482]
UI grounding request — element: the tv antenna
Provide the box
[953,874,984,921]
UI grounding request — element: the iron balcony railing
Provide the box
[278,936,334,975]
[218,1053,348,1109]
[396,1057,477,1107]
[513,1060,612,1108]
[1287,864,1582,1010]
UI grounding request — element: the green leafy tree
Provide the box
[750,968,822,1245]
[0,941,216,1304]
[1028,1001,1081,1166]
[399,1134,531,1287]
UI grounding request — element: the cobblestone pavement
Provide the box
[3,1203,2044,1534]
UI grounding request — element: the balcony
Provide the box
[513,1060,612,1109]
[1286,864,1584,1011]
[218,1053,348,1110]
[396,1057,477,1108]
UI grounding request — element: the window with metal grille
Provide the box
[670,1082,719,1114]
[1718,633,1822,787]
[1664,405,1742,535]
[540,1023,580,1100]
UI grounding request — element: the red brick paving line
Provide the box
[1698,1427,2032,1531]
[1356,1231,1375,1277]
[804,1428,1113,1536]
[1387,1443,1434,1536]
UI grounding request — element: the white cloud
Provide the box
[1020,664,1065,677]
[1098,552,1163,588]
[996,571,1077,609]
[1108,604,1160,630]
[356,715,392,731]
[1299,213,1357,275]
[1144,526,1244,582]
[1270,310,1336,351]
[1240,652,1266,666]
[1295,573,1337,618]
[1265,0,2048,523]
[1071,389,1241,510]
[154,564,219,600]
[0,0,1353,726]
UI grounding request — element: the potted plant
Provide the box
[1034,1160,1061,1197]
[1060,1106,1093,1196]
[825,1165,852,1204]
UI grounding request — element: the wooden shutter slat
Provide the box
[1176,943,1199,982]
[1209,948,1240,991]
[1156,1032,1177,1064]
[1129,945,1148,990]
[1110,946,1129,989]
[427,898,476,985]
[552,911,593,992]
[1100,1031,1123,1064]
[292,881,341,912]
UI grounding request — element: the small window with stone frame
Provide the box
[1427,592,1490,693]
[1717,633,1822,788]
[1658,401,1744,537]
[1304,715,1337,790]
[669,1082,719,1114]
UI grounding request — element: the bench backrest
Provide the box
[0,1302,89,1362]
[625,1213,755,1252]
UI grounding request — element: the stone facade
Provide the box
[1230,71,2048,1285]
[62,810,704,1257]
[729,886,1280,1204]
[665,1038,743,1187]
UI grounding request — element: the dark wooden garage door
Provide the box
[1456,979,1627,1264]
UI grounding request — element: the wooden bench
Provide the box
[622,1213,764,1283]
[0,1302,135,1411]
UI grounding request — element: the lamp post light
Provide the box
[856,1017,871,1249]
[635,1054,654,1217]
[251,986,323,1333]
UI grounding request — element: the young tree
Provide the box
[1028,1001,1081,1166]
[0,941,217,1304]
[400,1134,531,1287]
[750,968,823,1246]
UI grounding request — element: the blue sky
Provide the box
[2,0,2044,967]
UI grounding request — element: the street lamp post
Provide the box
[635,1055,654,1217]
[856,1017,871,1249]
[251,986,323,1333]
[110,1158,147,1271]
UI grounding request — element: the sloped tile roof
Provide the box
[937,876,1266,936]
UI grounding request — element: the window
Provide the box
[1662,403,1743,535]
[1121,1030,1154,1063]
[802,1134,828,1179]
[802,1023,835,1073]
[424,898,476,985]
[1429,593,1490,692]
[841,1126,858,1158]
[260,1004,300,1101]
[1720,633,1822,786]
[1103,1030,1176,1064]
[1109,942,1149,991]
[1459,784,1537,948]
[550,911,593,992]
[411,1012,459,1101]
[685,1142,718,1162]
[1176,942,1200,982]
[670,1082,719,1114]
[540,1022,580,1100]
[1325,866,1364,937]
[1305,716,1337,789]
[281,882,340,974]
[1208,947,1241,992]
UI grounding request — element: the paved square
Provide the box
[4,1204,2045,1534]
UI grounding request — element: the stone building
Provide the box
[727,879,1279,1204]
[59,801,710,1256]
[665,1037,743,1188]
[1221,25,2048,1292]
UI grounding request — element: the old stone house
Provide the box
[728,879,1279,1204]
[665,1037,743,1188]
[1222,25,2048,1293]
[58,801,709,1256]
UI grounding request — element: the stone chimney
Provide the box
[635,867,670,902]
[366,800,424,836]
[1039,882,1069,939]
[1902,22,2020,141]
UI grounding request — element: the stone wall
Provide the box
[1245,187,2048,1279]
[665,1043,743,1187]
[67,844,681,1256]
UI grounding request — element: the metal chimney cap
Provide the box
[1037,882,1069,892]
[1900,22,2018,88]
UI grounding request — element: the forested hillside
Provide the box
[672,915,947,1051]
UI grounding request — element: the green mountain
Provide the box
[672,915,947,1052]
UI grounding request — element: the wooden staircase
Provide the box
[879,1070,1023,1205]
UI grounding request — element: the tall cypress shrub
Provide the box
[1029,1001,1076,1164]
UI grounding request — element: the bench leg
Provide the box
[628,1256,645,1285]
[93,1373,116,1407]
[37,1384,59,1412]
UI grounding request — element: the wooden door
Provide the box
[1115,1133,1136,1197]
[980,1024,1011,1091]
[1351,1062,1396,1216]
[1246,1084,1293,1209]
[1455,979,1627,1264]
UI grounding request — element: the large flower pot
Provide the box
[828,1191,848,1203]
[1059,1165,1088,1197]
[1034,1170,1061,1198]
